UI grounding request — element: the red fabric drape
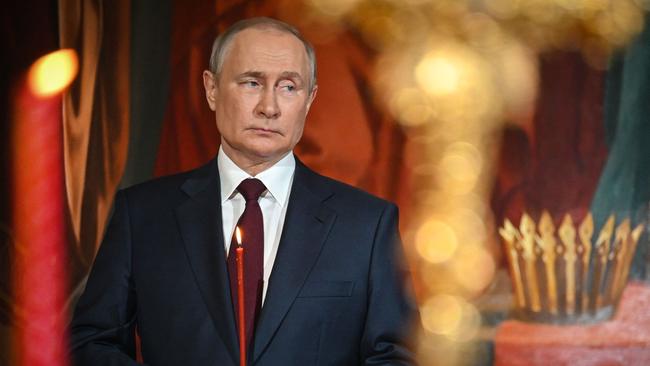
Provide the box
[59,0,131,285]
[491,52,608,225]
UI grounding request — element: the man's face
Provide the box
[203,27,316,170]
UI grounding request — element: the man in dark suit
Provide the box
[71,17,417,365]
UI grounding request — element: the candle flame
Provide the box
[28,49,79,97]
[235,226,242,247]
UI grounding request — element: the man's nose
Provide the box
[255,87,280,119]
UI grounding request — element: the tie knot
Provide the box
[237,178,266,202]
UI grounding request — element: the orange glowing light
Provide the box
[27,49,78,97]
[415,219,458,263]
[415,53,460,96]
[421,294,462,335]
[451,245,496,293]
[235,226,243,246]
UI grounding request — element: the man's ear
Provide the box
[202,70,218,111]
[306,84,318,112]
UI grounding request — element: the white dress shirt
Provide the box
[217,146,295,303]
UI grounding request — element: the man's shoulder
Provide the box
[119,159,215,204]
[297,161,396,212]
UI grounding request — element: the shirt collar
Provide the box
[217,146,295,205]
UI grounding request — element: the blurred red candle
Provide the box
[11,49,78,366]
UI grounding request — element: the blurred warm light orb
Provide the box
[447,299,481,341]
[437,155,479,194]
[305,0,647,362]
[436,142,483,194]
[415,53,460,96]
[421,294,462,335]
[305,0,362,18]
[451,245,496,294]
[479,37,539,118]
[415,219,458,263]
[421,294,481,340]
[389,87,434,126]
[27,49,78,97]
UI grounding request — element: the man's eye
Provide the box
[279,84,296,92]
[241,80,260,88]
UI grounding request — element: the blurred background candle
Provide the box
[11,49,78,366]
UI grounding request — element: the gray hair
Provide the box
[208,17,317,92]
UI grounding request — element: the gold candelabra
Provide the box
[500,212,643,323]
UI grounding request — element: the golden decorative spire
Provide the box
[500,219,525,308]
[593,215,615,310]
[537,211,558,315]
[578,213,594,314]
[558,214,577,315]
[499,212,643,323]
[519,214,541,313]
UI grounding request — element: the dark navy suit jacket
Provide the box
[71,157,417,365]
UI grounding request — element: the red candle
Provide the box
[235,227,246,366]
[11,49,78,366]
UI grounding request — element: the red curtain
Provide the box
[491,52,608,226]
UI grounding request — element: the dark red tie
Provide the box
[227,178,266,350]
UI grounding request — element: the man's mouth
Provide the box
[249,127,281,135]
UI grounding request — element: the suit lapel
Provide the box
[252,160,337,362]
[175,160,238,365]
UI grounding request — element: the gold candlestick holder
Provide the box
[499,211,643,324]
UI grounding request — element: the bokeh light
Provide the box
[389,88,435,126]
[415,53,460,96]
[436,142,483,195]
[304,0,647,363]
[304,0,362,18]
[27,49,78,97]
[415,219,458,264]
[447,208,487,244]
[451,245,496,294]
[421,294,482,341]
[447,299,482,342]
[421,294,462,335]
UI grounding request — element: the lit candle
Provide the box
[235,227,246,366]
[12,49,78,366]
